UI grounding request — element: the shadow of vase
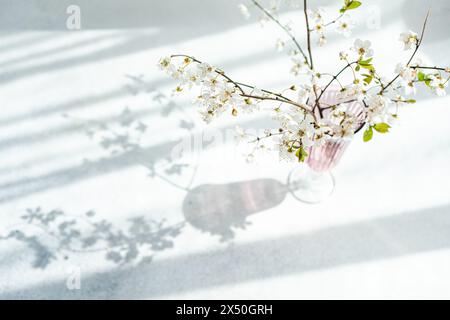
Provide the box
[182,179,288,241]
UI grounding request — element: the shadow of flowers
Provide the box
[63,74,198,190]
[1,207,184,269]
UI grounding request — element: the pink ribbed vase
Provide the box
[288,89,365,203]
[306,89,365,172]
[306,138,350,172]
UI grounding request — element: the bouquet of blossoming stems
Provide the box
[158,0,449,164]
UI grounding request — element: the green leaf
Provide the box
[417,72,426,81]
[295,146,308,162]
[374,123,391,133]
[357,59,374,72]
[346,1,362,10]
[358,58,373,66]
[363,75,373,85]
[406,99,416,104]
[341,0,362,13]
[363,126,373,142]
[418,72,434,87]
[360,64,375,71]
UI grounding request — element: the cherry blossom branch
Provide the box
[320,73,345,89]
[234,81,297,104]
[353,100,369,134]
[241,93,313,115]
[323,13,345,27]
[250,0,311,68]
[320,98,359,110]
[303,0,314,69]
[380,9,430,94]
[160,3,449,153]
[313,61,358,115]
[411,66,449,72]
[170,54,313,115]
[171,54,246,94]
[249,131,284,143]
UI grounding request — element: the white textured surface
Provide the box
[0,0,449,299]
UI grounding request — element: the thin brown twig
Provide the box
[380,9,431,94]
[320,73,345,88]
[250,0,311,68]
[249,131,283,144]
[235,82,296,104]
[303,0,314,70]
[170,54,313,115]
[411,66,448,72]
[323,13,345,27]
[171,54,245,94]
[313,61,358,109]
[320,98,359,110]
[241,94,312,113]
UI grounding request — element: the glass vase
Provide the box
[288,89,365,203]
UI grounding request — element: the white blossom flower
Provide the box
[340,83,366,101]
[395,63,418,95]
[399,31,419,50]
[327,105,359,139]
[157,56,173,72]
[429,75,448,96]
[286,114,316,147]
[234,126,249,143]
[297,85,312,104]
[276,137,297,162]
[308,8,325,23]
[238,96,260,113]
[168,68,183,80]
[339,51,349,60]
[312,124,331,145]
[302,68,319,85]
[387,113,399,126]
[217,82,237,102]
[333,121,356,139]
[172,84,187,97]
[314,23,324,33]
[251,87,267,98]
[352,39,374,58]
[269,0,280,12]
[245,153,256,163]
[403,81,417,96]
[276,39,285,52]
[409,57,424,67]
[196,62,215,78]
[182,70,202,88]
[335,17,354,37]
[365,94,391,125]
[290,57,308,76]
[238,4,251,19]
[392,94,406,108]
[395,63,417,82]
[318,34,327,47]
[283,21,294,32]
[202,75,220,92]
[199,110,215,124]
